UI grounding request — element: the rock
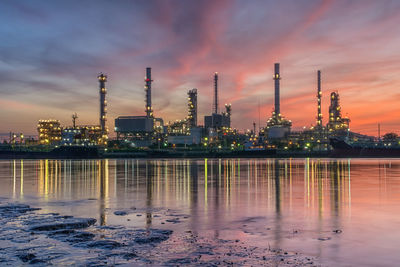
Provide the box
[18,253,36,262]
[134,229,173,244]
[0,204,40,218]
[114,211,128,216]
[30,218,96,231]
[67,232,95,242]
[166,258,192,264]
[86,240,123,249]
[166,218,180,224]
[122,252,138,260]
[317,237,331,241]
[48,229,76,236]
[29,258,46,264]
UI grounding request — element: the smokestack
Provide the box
[98,73,108,144]
[317,70,322,127]
[273,63,280,115]
[145,67,153,118]
[214,72,218,114]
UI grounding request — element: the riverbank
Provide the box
[0,148,333,159]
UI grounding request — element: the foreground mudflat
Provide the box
[0,203,318,266]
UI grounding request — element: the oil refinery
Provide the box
[2,62,392,158]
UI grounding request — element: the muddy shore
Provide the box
[0,202,320,266]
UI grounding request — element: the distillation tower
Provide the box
[98,73,108,144]
[145,67,153,118]
[316,70,322,128]
[214,72,218,114]
[327,92,350,132]
[187,89,198,128]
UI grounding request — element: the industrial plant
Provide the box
[36,73,109,147]
[2,62,389,158]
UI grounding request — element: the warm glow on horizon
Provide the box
[1,0,400,136]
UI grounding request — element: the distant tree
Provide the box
[383,132,399,141]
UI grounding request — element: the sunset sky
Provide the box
[1,0,400,136]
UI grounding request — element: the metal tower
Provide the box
[98,73,107,142]
[273,63,280,115]
[213,72,218,114]
[327,91,349,132]
[72,113,78,128]
[224,103,231,128]
[145,67,153,118]
[316,70,322,127]
[187,89,198,128]
[266,63,291,130]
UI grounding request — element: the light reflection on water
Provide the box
[1,158,400,266]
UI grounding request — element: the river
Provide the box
[0,158,399,266]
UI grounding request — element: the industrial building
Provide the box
[204,112,231,130]
[265,63,292,139]
[327,91,350,132]
[204,72,231,130]
[61,125,102,146]
[115,116,154,135]
[38,73,109,147]
[283,71,350,151]
[114,68,155,140]
[62,74,109,146]
[37,120,62,145]
[164,88,198,137]
[114,67,164,147]
[166,127,202,145]
[164,88,202,145]
[31,63,361,152]
[165,120,188,135]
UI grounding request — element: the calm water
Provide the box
[1,158,400,266]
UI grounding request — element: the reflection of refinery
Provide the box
[8,158,362,223]
[7,63,386,154]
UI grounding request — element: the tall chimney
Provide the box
[145,67,153,118]
[98,73,108,144]
[317,70,322,127]
[273,63,280,115]
[214,72,218,114]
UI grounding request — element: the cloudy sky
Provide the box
[1,0,400,136]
